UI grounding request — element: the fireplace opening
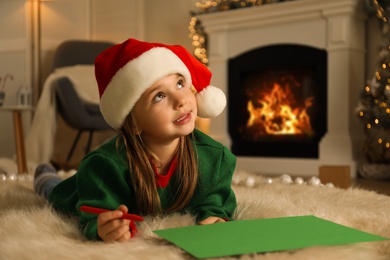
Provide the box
[228,44,327,158]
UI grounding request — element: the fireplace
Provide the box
[228,44,327,158]
[199,0,367,177]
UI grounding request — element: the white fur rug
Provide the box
[1,170,390,260]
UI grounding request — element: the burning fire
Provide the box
[246,83,314,136]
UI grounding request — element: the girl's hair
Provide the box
[118,113,198,216]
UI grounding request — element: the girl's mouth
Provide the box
[175,113,191,124]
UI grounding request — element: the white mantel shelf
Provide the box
[198,0,366,31]
[199,0,367,178]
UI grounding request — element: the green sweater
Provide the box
[48,129,237,240]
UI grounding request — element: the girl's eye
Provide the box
[177,79,185,89]
[153,92,165,103]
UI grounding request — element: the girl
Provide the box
[34,38,237,243]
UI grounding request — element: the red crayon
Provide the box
[80,206,144,222]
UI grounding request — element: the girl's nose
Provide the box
[173,92,187,109]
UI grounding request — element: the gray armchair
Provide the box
[52,40,114,163]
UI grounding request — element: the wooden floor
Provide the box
[352,177,390,196]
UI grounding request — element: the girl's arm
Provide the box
[75,153,134,240]
[193,145,237,223]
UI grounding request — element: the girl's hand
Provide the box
[198,216,226,225]
[97,205,131,242]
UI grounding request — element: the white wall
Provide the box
[0,0,32,157]
[38,0,92,94]
[144,0,198,50]
[91,0,145,43]
[38,0,145,90]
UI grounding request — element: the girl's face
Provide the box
[132,73,197,145]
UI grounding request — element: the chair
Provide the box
[52,40,114,163]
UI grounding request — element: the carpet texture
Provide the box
[0,170,389,259]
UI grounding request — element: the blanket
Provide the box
[24,65,99,169]
[0,170,389,259]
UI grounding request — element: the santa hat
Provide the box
[94,38,226,130]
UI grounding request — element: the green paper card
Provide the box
[153,215,387,259]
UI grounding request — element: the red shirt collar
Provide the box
[151,157,178,188]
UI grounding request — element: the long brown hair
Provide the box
[118,113,198,216]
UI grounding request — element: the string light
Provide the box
[188,16,208,65]
[372,0,388,22]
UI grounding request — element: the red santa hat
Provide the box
[94,38,226,130]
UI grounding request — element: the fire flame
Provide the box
[246,83,314,136]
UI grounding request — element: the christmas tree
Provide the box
[356,0,390,178]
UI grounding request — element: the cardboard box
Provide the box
[319,165,350,189]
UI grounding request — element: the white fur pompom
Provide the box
[196,85,226,118]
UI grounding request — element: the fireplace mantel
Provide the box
[199,0,367,178]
